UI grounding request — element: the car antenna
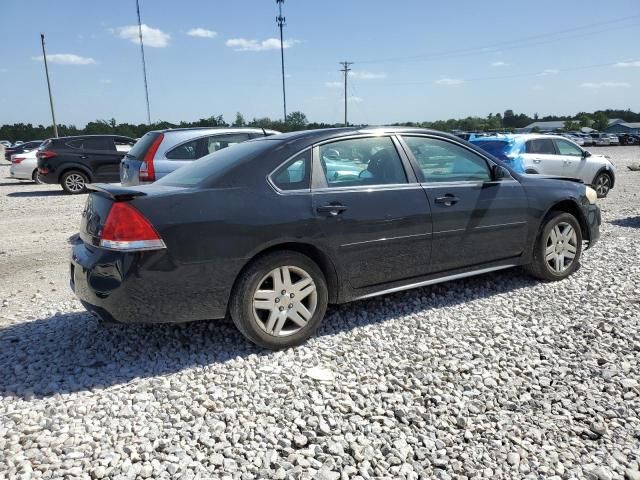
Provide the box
[262,127,267,136]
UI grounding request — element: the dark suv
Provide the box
[37,135,136,193]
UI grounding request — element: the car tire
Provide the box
[592,172,612,198]
[61,170,89,194]
[524,211,582,282]
[32,170,43,184]
[229,251,328,349]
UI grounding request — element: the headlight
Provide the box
[585,186,597,204]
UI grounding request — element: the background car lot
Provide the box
[0,146,639,478]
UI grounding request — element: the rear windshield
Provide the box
[127,132,161,159]
[156,139,275,186]
[470,140,511,161]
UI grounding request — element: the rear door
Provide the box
[400,135,528,273]
[82,137,123,182]
[310,135,433,288]
[522,138,563,175]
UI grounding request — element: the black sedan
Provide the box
[70,127,601,349]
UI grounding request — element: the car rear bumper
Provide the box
[70,240,235,324]
[10,163,32,180]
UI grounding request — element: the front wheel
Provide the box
[61,170,89,194]
[229,251,328,349]
[592,172,612,198]
[525,211,582,281]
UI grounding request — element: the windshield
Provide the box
[156,139,276,187]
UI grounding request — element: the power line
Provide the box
[136,0,151,124]
[276,0,287,122]
[356,15,640,65]
[39,33,58,138]
[340,61,353,127]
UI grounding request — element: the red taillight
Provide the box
[38,167,49,175]
[139,134,164,182]
[37,150,57,159]
[100,202,165,251]
[12,157,25,164]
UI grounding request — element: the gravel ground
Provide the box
[1,147,639,480]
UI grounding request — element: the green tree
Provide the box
[576,113,592,128]
[563,120,580,131]
[592,112,609,131]
[232,112,246,127]
[285,111,308,130]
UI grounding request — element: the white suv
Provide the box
[471,134,616,197]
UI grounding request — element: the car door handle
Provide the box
[80,155,89,159]
[532,159,542,164]
[434,195,459,206]
[316,204,348,216]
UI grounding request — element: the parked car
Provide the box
[590,133,610,146]
[9,149,42,183]
[471,134,616,197]
[576,133,594,146]
[70,127,601,349]
[120,128,279,186]
[4,140,43,161]
[0,140,11,148]
[560,133,584,146]
[606,134,620,146]
[37,135,136,194]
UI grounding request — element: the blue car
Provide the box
[470,135,526,173]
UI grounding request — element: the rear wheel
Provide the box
[61,170,89,194]
[525,211,582,281]
[230,251,328,349]
[32,169,43,184]
[592,172,612,198]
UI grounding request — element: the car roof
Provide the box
[150,127,280,134]
[51,134,134,141]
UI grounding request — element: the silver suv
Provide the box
[120,127,279,185]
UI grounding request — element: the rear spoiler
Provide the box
[87,183,147,201]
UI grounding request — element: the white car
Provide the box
[9,149,42,183]
[471,134,616,197]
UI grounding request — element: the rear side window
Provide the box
[127,132,162,159]
[166,137,204,160]
[66,139,85,149]
[83,137,115,151]
[114,137,135,152]
[525,138,556,154]
[206,133,250,154]
[272,150,311,191]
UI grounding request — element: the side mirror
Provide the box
[492,164,509,181]
[582,150,591,159]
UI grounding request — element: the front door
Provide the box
[311,135,433,289]
[399,135,529,273]
[553,137,587,181]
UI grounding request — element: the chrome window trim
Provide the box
[266,146,313,195]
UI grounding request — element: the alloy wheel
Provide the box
[545,222,578,274]
[595,174,610,197]
[65,173,86,193]
[252,265,317,337]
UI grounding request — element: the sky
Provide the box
[1,0,640,127]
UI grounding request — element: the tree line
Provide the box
[2,108,638,142]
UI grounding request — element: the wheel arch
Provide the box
[232,242,340,305]
[58,164,92,183]
[542,199,590,243]
[591,167,614,189]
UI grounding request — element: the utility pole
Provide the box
[136,0,151,124]
[339,61,353,127]
[276,0,287,122]
[40,34,58,138]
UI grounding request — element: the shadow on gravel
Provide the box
[0,268,536,399]
[610,216,640,229]
[7,190,66,198]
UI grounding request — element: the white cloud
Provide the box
[435,78,464,85]
[614,60,640,68]
[579,81,631,89]
[187,28,217,39]
[32,54,96,65]
[491,61,509,67]
[225,37,299,52]
[114,24,170,48]
[349,71,387,80]
[537,69,560,76]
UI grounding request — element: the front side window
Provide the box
[554,139,582,156]
[318,136,407,188]
[403,136,491,182]
[525,138,556,154]
[272,150,311,191]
